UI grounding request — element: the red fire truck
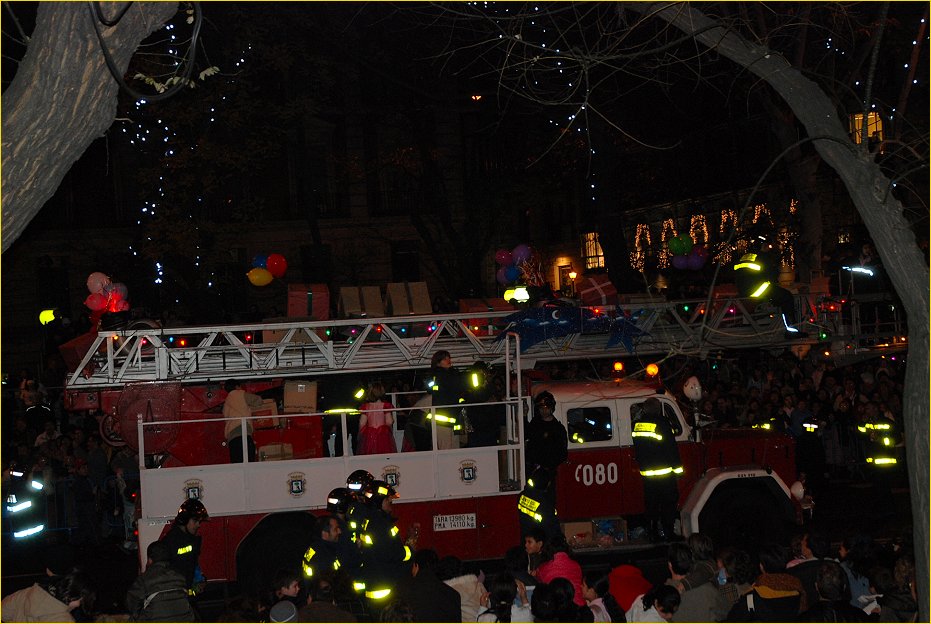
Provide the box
[61,302,804,588]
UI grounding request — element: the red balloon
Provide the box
[266,253,288,279]
[84,293,107,311]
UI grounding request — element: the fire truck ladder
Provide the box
[66,292,905,390]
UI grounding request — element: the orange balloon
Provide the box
[247,267,273,287]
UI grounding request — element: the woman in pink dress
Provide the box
[357,382,398,455]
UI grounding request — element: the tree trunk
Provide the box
[1,2,178,253]
[644,3,930,617]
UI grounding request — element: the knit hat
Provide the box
[269,600,297,622]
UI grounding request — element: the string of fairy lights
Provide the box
[120,15,252,299]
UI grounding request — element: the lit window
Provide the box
[581,232,605,270]
[849,113,883,148]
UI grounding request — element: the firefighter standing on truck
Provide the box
[427,350,466,449]
[631,397,683,542]
[524,391,568,497]
[517,465,560,540]
[356,481,411,606]
[733,235,805,337]
[161,499,209,595]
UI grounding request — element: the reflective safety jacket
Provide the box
[427,366,466,428]
[346,501,371,545]
[357,510,411,600]
[160,524,202,589]
[858,416,899,467]
[302,537,345,579]
[517,484,559,540]
[734,250,780,299]
[631,408,683,478]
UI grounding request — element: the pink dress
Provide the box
[357,400,398,455]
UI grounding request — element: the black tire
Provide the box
[699,485,790,551]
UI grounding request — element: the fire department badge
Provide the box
[459,460,477,484]
[288,472,306,498]
[183,479,205,501]
[382,466,400,487]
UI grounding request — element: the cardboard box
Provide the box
[561,520,595,548]
[338,286,385,318]
[252,398,279,429]
[287,283,330,320]
[577,274,618,307]
[385,282,432,316]
[284,380,317,412]
[257,442,293,461]
[593,517,627,547]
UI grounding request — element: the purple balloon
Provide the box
[496,267,509,284]
[512,244,532,265]
[504,265,521,282]
[495,249,513,266]
[686,252,705,270]
[672,255,689,270]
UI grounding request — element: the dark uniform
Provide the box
[524,392,568,475]
[859,412,899,510]
[631,397,683,541]
[160,499,208,591]
[427,362,467,433]
[357,481,411,603]
[464,362,502,448]
[517,467,560,540]
[2,462,45,540]
[733,249,801,334]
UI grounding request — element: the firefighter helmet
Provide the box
[175,498,209,525]
[363,480,398,508]
[326,487,353,515]
[534,391,556,410]
[346,470,374,493]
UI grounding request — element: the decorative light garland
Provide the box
[629,223,652,272]
[658,218,677,269]
[690,214,708,246]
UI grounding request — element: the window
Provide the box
[581,232,605,270]
[567,406,613,444]
[849,112,883,146]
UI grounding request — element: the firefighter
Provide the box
[426,350,466,447]
[524,391,568,497]
[302,514,349,580]
[733,236,805,337]
[858,402,900,510]
[2,460,45,540]
[324,487,362,574]
[517,466,560,541]
[356,480,411,605]
[465,361,501,448]
[631,397,683,542]
[346,470,374,544]
[161,498,209,594]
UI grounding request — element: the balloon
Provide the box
[504,265,521,282]
[86,272,111,295]
[686,251,705,270]
[266,253,288,279]
[252,254,268,269]
[84,293,107,311]
[693,245,708,259]
[512,244,531,265]
[116,300,131,312]
[671,255,689,270]
[683,376,703,402]
[667,237,684,256]
[109,282,129,300]
[678,234,695,254]
[496,267,509,284]
[247,267,273,287]
[494,249,513,266]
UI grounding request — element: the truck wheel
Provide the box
[699,486,789,550]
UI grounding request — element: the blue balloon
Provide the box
[252,254,268,269]
[504,265,521,282]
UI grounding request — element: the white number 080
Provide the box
[574,463,618,486]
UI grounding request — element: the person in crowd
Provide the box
[876,555,918,622]
[724,543,806,621]
[268,599,298,622]
[393,548,461,622]
[798,562,870,622]
[524,391,568,497]
[788,531,833,607]
[549,576,594,622]
[609,564,654,613]
[626,584,680,622]
[357,381,398,455]
[1,571,95,622]
[717,548,755,609]
[160,498,209,593]
[435,555,487,623]
[270,568,302,604]
[298,573,358,622]
[631,397,683,542]
[535,533,586,607]
[478,571,532,623]
[838,533,876,609]
[222,379,262,463]
[523,526,547,577]
[502,544,537,588]
[34,420,61,448]
[582,571,625,622]
[663,543,728,623]
[125,540,195,621]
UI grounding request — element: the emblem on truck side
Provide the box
[382,466,400,487]
[459,460,477,484]
[183,479,205,501]
[288,472,306,497]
